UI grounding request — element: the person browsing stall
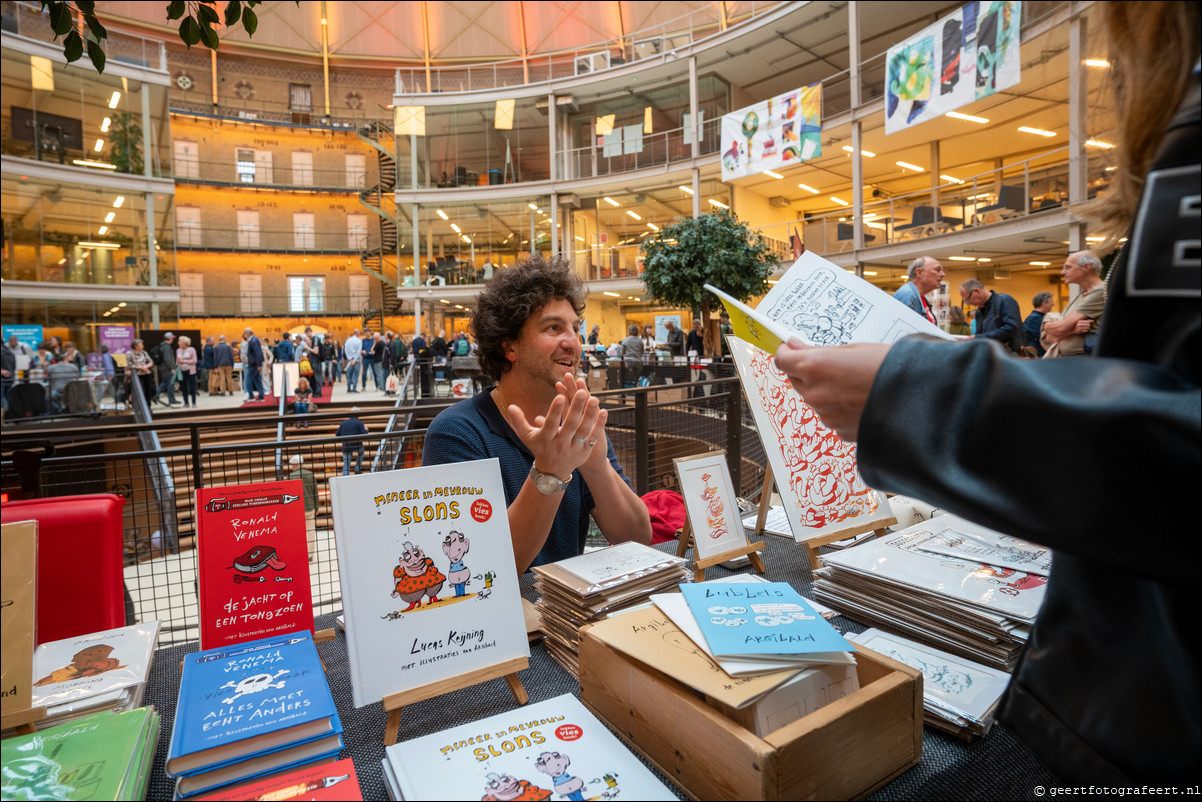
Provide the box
[894,256,946,325]
[423,254,652,573]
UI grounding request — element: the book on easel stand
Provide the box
[330,458,531,745]
[750,465,893,569]
[1,520,39,736]
[672,451,766,582]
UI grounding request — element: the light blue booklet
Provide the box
[679,582,855,658]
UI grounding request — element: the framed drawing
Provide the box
[672,451,765,581]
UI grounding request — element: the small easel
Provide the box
[752,466,896,570]
[676,518,765,583]
[0,706,46,738]
[380,656,529,746]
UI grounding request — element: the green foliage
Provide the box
[641,211,777,354]
[39,1,285,74]
[109,112,143,174]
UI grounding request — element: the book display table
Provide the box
[139,537,1060,800]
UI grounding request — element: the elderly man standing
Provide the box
[213,334,235,395]
[894,256,945,325]
[960,279,1024,354]
[243,327,265,402]
[1042,251,1107,358]
[154,332,179,407]
[343,329,363,393]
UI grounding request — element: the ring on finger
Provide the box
[587,440,596,447]
[574,436,588,445]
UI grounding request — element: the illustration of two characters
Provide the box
[482,751,621,801]
[388,530,495,614]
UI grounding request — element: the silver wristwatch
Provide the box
[528,464,571,495]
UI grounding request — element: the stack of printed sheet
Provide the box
[531,542,688,677]
[813,515,1049,671]
[848,628,1010,739]
[27,621,161,730]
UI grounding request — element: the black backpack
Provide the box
[151,345,165,366]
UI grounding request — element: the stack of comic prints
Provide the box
[28,621,161,729]
[848,628,1010,738]
[531,542,688,677]
[814,515,1049,671]
[381,693,677,801]
[330,458,530,709]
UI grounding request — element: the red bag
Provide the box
[641,489,687,544]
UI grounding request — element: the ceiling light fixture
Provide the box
[1086,139,1115,149]
[94,138,104,152]
[679,185,694,195]
[603,291,621,297]
[603,197,620,206]
[945,111,989,124]
[79,241,119,248]
[626,210,642,220]
[896,161,924,172]
[797,183,819,194]
[948,256,977,261]
[528,203,537,210]
[436,209,448,220]
[1018,126,1056,137]
[842,146,876,157]
[108,91,121,108]
[763,170,784,179]
[73,159,117,169]
[708,199,729,209]
[830,197,849,206]
[1030,261,1051,266]
[1084,58,1110,68]
[450,223,461,233]
[113,196,125,208]
[97,226,108,235]
[647,223,659,231]
[940,174,964,184]
[104,212,115,223]
[100,117,111,132]
[863,271,878,276]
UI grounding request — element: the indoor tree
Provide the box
[640,211,778,355]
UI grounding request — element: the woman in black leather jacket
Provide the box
[774,2,1199,784]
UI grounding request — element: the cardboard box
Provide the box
[579,626,923,800]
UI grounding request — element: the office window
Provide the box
[236,210,260,248]
[288,275,324,312]
[235,149,273,183]
[293,212,315,249]
[176,206,201,246]
[292,151,313,186]
[348,273,370,311]
[174,140,199,179]
[240,273,262,315]
[179,272,204,315]
[347,213,368,249]
[346,153,366,189]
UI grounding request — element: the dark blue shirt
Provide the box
[422,392,632,568]
[1022,310,1047,356]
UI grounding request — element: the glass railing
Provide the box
[2,248,177,287]
[169,97,371,130]
[393,1,778,95]
[2,0,168,72]
[796,147,1115,255]
[557,116,722,180]
[171,160,377,191]
[173,229,379,253]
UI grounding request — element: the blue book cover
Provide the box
[166,631,341,778]
[678,582,855,657]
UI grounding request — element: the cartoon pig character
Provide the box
[534,752,585,801]
[391,541,445,611]
[443,530,471,597]
[481,773,551,801]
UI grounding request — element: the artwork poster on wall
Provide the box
[721,83,822,180]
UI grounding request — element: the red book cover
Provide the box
[193,757,363,801]
[197,480,315,650]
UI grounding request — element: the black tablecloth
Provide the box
[142,534,1060,800]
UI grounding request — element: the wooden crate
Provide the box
[578,626,923,800]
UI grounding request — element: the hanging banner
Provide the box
[721,83,822,181]
[885,1,1022,135]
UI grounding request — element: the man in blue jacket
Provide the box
[892,256,944,325]
[961,279,1023,354]
[243,327,265,401]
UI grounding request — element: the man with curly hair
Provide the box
[423,254,652,573]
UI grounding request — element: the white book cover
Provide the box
[330,459,530,708]
[556,541,685,588]
[31,621,161,708]
[384,693,677,801]
[729,336,893,543]
[820,515,1048,621]
[849,628,1010,724]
